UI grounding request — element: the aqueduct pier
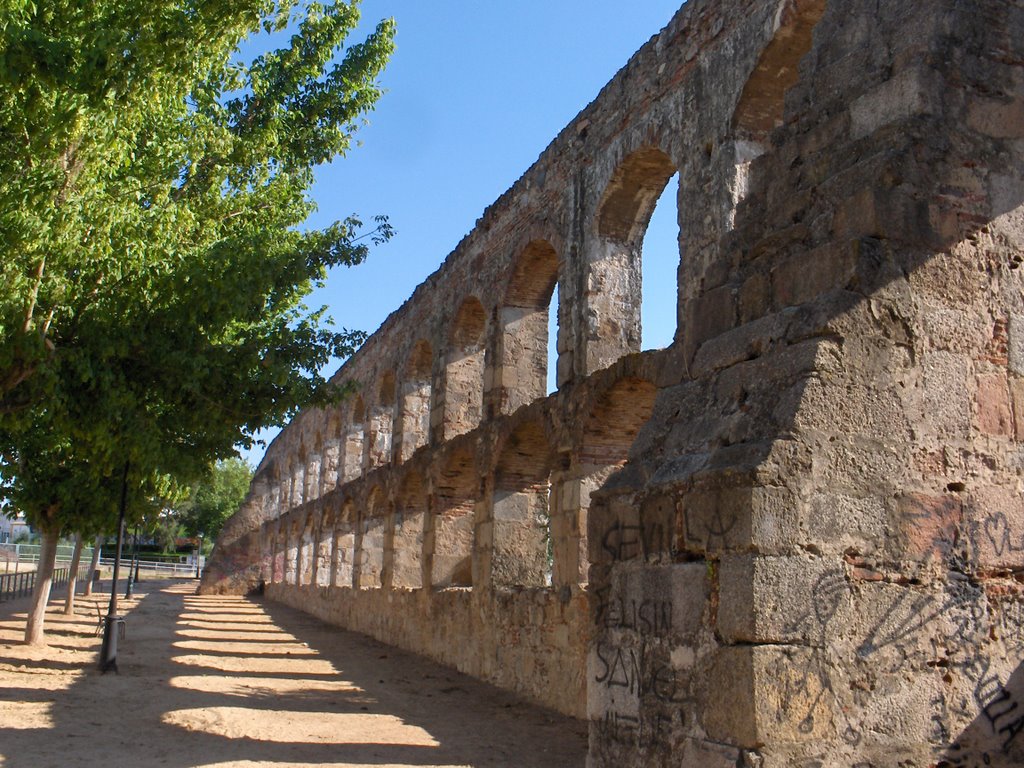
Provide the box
[204,0,1024,764]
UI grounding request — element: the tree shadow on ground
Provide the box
[0,579,585,768]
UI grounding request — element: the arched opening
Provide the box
[293,444,308,507]
[281,459,294,511]
[354,487,385,589]
[430,447,476,588]
[397,341,433,462]
[497,241,560,414]
[305,430,323,503]
[443,297,487,440]
[299,512,315,586]
[641,172,681,351]
[270,523,285,584]
[388,471,426,589]
[320,410,342,496]
[555,377,659,585]
[268,471,283,520]
[366,372,396,470]
[589,147,679,372]
[729,0,826,226]
[732,0,826,143]
[315,511,332,587]
[286,517,301,584]
[333,500,356,588]
[340,395,366,483]
[492,419,552,588]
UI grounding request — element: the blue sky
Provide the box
[241,1,687,467]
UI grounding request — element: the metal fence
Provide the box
[97,557,200,578]
[0,566,92,603]
[0,542,96,567]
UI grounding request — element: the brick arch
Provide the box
[492,418,552,588]
[366,371,396,470]
[443,297,487,441]
[319,409,344,497]
[581,376,659,469]
[496,240,561,414]
[340,393,366,484]
[431,445,477,588]
[731,0,827,141]
[331,498,356,588]
[397,340,433,462]
[389,470,426,588]
[355,486,386,589]
[597,146,677,246]
[588,146,680,372]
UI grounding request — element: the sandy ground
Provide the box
[0,579,587,767]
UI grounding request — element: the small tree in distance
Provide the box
[178,458,254,549]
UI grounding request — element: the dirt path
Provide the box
[0,579,587,767]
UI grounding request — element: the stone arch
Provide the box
[314,506,332,587]
[430,446,477,588]
[554,376,659,585]
[732,0,827,142]
[305,427,323,503]
[492,418,552,588]
[270,521,285,584]
[294,441,308,507]
[390,471,426,589]
[366,372,396,470]
[355,486,385,589]
[298,510,315,586]
[728,0,827,229]
[283,515,298,585]
[443,297,487,440]
[341,394,366,483]
[496,241,561,414]
[397,340,433,462]
[581,377,659,468]
[333,498,356,587]
[589,147,680,372]
[320,409,343,495]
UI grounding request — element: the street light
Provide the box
[100,462,129,674]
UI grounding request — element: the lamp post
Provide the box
[100,462,129,673]
[124,525,138,599]
[195,534,204,579]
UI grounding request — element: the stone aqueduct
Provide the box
[204,0,1024,764]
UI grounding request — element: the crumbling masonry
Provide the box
[203,0,1024,764]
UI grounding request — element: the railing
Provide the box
[97,557,201,578]
[0,542,96,564]
[0,566,92,603]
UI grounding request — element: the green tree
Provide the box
[179,458,254,546]
[0,0,395,644]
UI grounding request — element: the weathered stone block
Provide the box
[976,372,1014,437]
[967,487,1024,571]
[893,492,963,561]
[718,555,845,645]
[704,645,834,747]
[850,66,937,140]
[599,563,708,643]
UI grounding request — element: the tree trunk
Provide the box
[82,535,102,597]
[63,533,84,615]
[24,526,59,645]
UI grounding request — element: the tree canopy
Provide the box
[0,0,394,504]
[0,0,395,641]
[177,458,254,545]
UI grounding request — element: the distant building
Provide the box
[0,512,31,544]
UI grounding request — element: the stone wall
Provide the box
[204,0,1024,764]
